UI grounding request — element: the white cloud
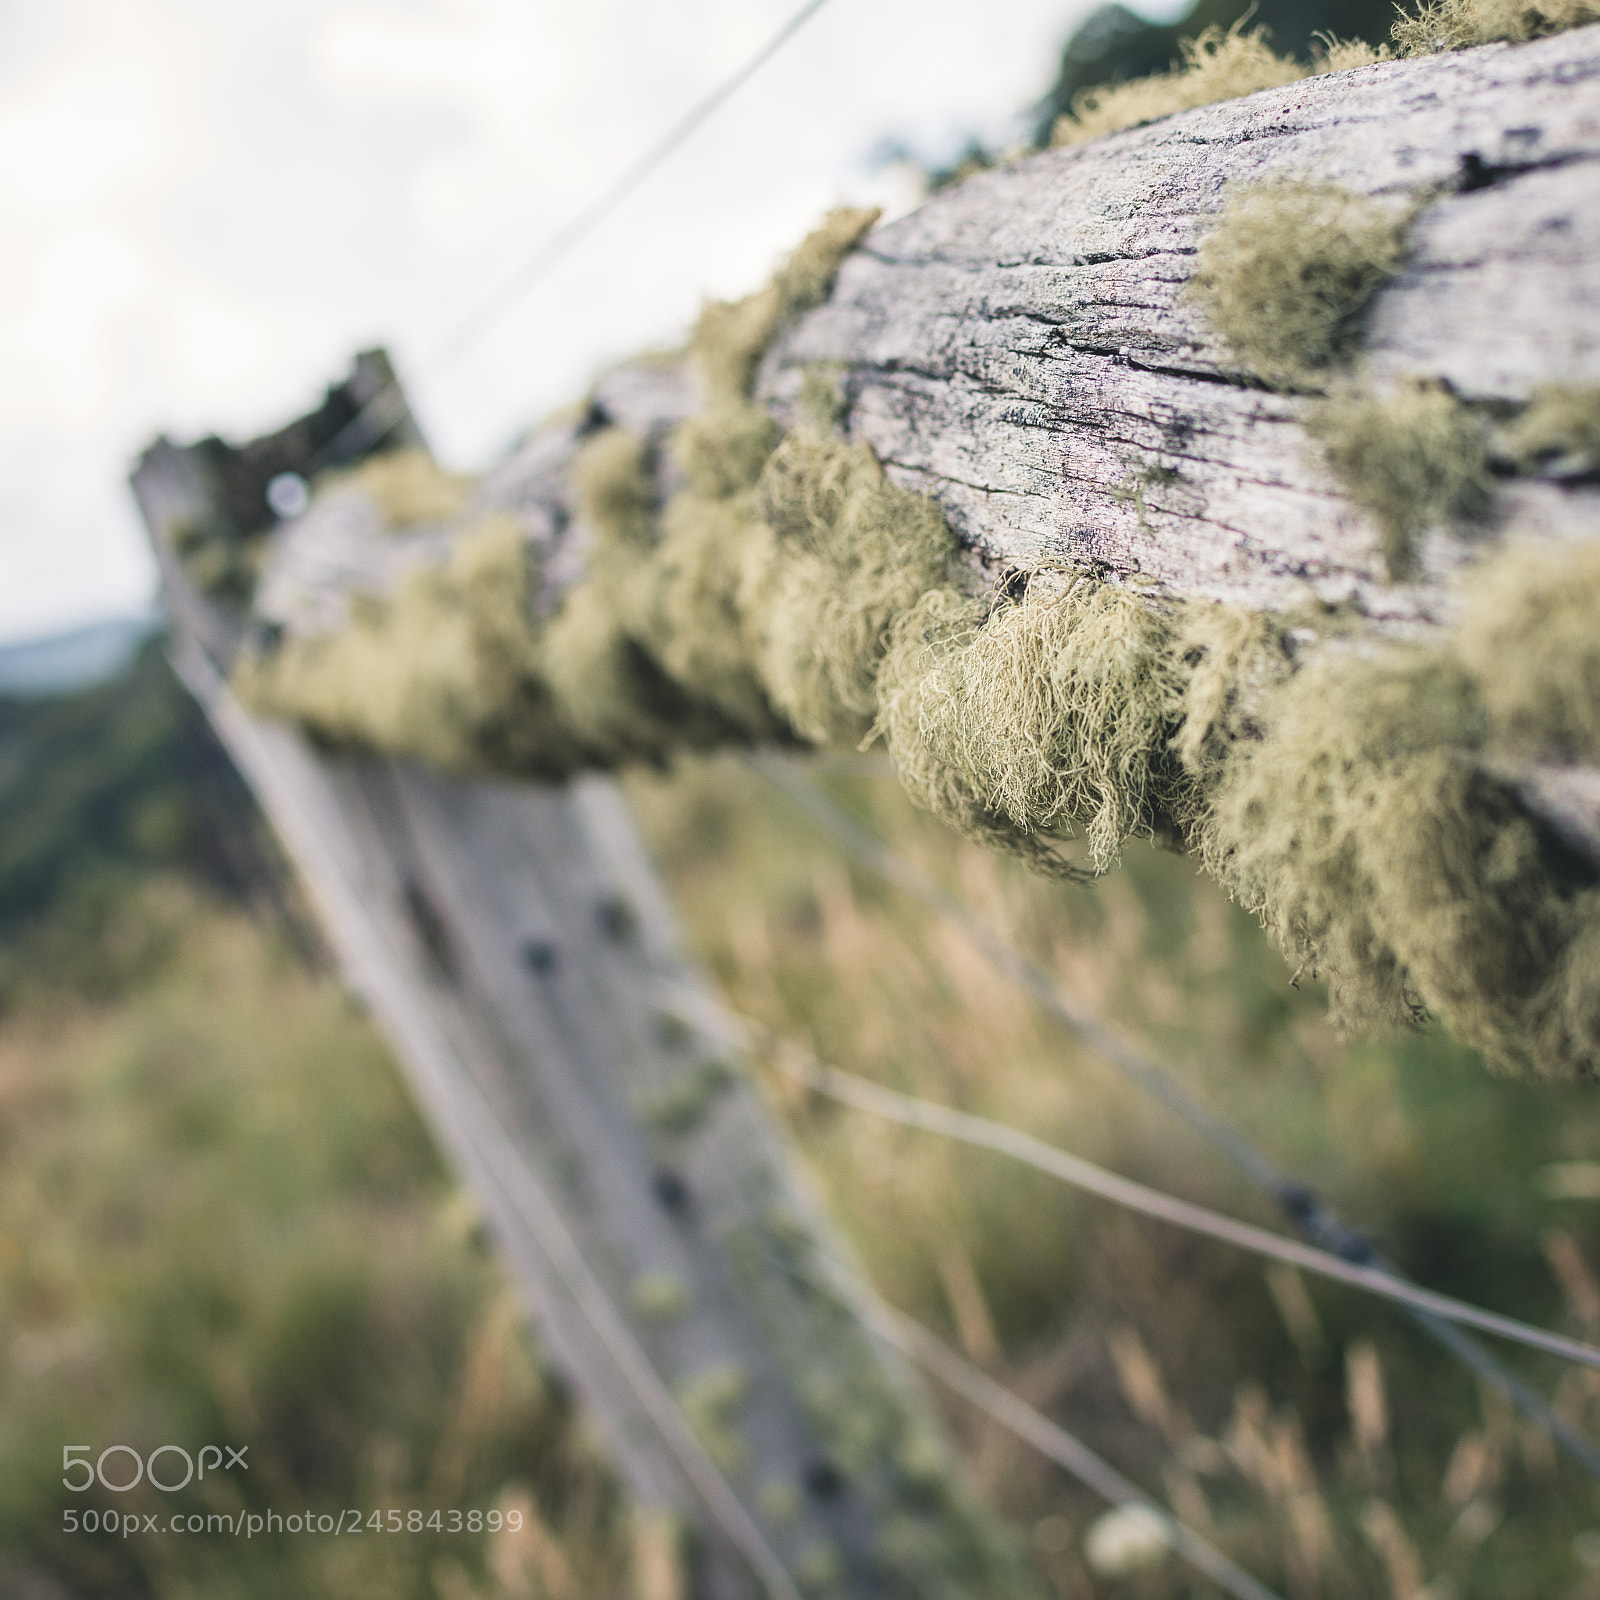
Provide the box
[6,225,152,419]
[0,0,1096,640]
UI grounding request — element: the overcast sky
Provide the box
[0,0,1159,643]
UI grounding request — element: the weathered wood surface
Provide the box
[254,31,1600,858]
[771,27,1600,859]
[763,30,1600,625]
[136,401,1020,1600]
[256,358,697,639]
[256,32,1600,633]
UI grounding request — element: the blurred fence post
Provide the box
[130,357,1035,1600]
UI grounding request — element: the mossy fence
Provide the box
[133,24,1600,1600]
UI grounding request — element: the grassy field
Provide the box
[0,655,632,1600]
[0,878,635,1600]
[5,649,1600,1599]
[627,755,1600,1600]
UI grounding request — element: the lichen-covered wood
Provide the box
[763,30,1600,629]
[170,29,1600,1084]
[135,368,1041,1600]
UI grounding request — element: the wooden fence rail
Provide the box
[133,388,1031,1600]
[131,24,1600,1594]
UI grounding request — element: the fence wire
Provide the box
[871,1301,1287,1600]
[772,1238,1291,1600]
[751,754,1600,1477]
[311,0,839,472]
[665,987,1600,1371]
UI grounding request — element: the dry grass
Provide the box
[0,882,637,1600]
[627,754,1600,1599]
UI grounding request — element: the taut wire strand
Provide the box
[746,756,1600,1472]
[673,992,1600,1371]
[877,1306,1287,1600]
[312,0,840,471]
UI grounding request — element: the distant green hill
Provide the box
[0,613,158,697]
[0,639,281,998]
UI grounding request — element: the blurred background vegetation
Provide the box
[5,1,1600,1596]
[10,644,1600,1598]
[628,759,1600,1600]
[0,646,631,1600]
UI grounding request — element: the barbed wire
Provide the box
[749,755,1600,1476]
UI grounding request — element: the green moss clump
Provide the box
[241,209,884,776]
[1205,652,1483,1033]
[540,579,714,765]
[1168,603,1291,782]
[569,427,658,549]
[331,448,473,529]
[690,207,880,402]
[661,212,889,744]
[1456,540,1600,762]
[675,403,778,500]
[236,514,591,778]
[643,491,793,735]
[1314,35,1392,69]
[877,577,1189,874]
[543,428,739,764]
[1191,181,1411,388]
[1393,0,1600,53]
[1052,24,1305,147]
[1306,380,1491,577]
[540,208,885,755]
[743,435,956,747]
[1202,540,1600,1079]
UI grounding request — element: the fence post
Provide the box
[130,359,1037,1600]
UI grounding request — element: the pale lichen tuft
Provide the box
[1191,181,1411,388]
